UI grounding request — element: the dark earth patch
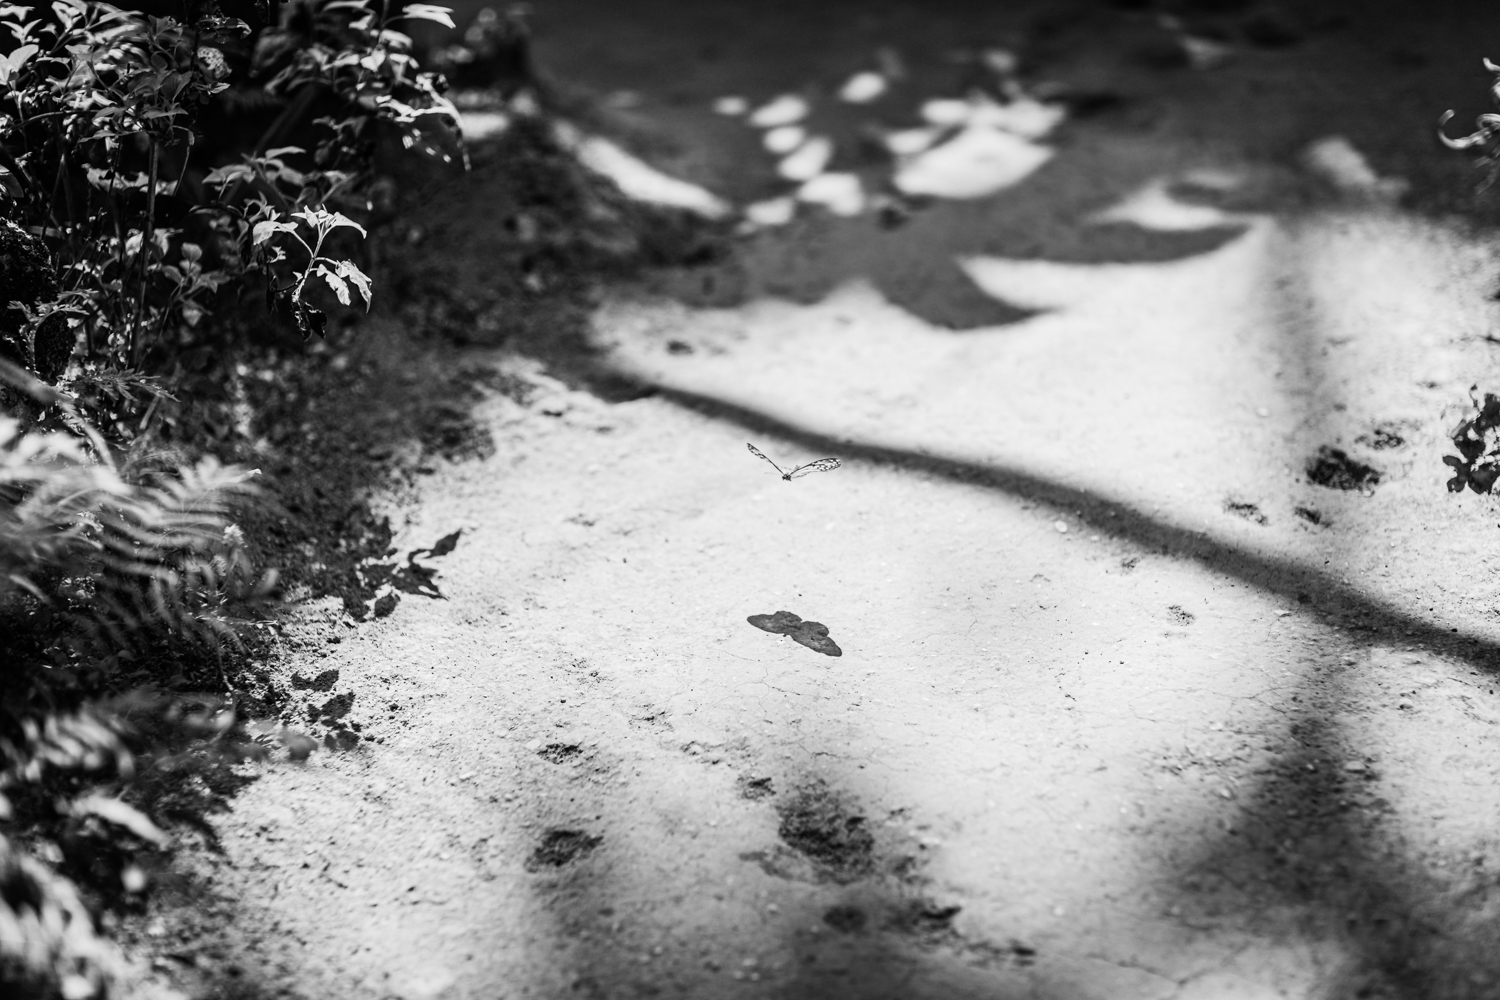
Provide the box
[525,830,602,871]
[1357,425,1406,450]
[1224,500,1268,525]
[1293,505,1325,526]
[537,743,582,764]
[822,904,867,933]
[888,900,962,942]
[1306,446,1380,491]
[736,775,775,800]
[775,784,874,883]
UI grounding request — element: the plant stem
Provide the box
[130,140,161,369]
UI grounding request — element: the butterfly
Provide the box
[747,442,841,480]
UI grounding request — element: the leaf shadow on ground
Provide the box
[624,384,1500,998]
[638,133,1255,331]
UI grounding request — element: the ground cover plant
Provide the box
[0,0,472,993]
[1444,61,1500,498]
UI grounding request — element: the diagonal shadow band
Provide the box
[650,384,1500,670]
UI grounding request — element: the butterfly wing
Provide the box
[786,457,841,478]
[746,442,786,476]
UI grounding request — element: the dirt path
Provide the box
[139,3,1500,999]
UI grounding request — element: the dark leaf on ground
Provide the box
[412,529,463,559]
[747,610,843,657]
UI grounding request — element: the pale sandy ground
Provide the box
[137,2,1500,998]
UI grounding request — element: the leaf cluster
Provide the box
[1445,386,1500,494]
[1,0,463,432]
[1440,58,1500,191]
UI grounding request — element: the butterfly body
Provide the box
[747,442,841,480]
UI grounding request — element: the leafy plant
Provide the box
[1440,57,1500,191]
[0,0,462,428]
[1444,386,1500,495]
[0,360,274,670]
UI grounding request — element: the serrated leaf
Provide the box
[334,259,372,308]
[203,162,254,187]
[316,263,351,305]
[251,219,297,246]
[325,211,367,238]
[397,3,454,27]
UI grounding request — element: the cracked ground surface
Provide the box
[138,1,1500,998]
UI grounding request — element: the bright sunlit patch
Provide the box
[1302,136,1408,202]
[749,94,810,128]
[963,96,1066,140]
[920,95,1064,139]
[884,126,944,157]
[838,71,887,104]
[894,126,1052,199]
[763,125,807,154]
[920,98,972,127]
[744,196,798,227]
[778,135,834,181]
[553,123,732,219]
[1089,178,1241,231]
[797,172,865,216]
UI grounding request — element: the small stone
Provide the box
[1343,760,1367,772]
[524,738,542,750]
[1054,521,1068,533]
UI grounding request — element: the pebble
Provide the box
[713,96,749,116]
[1343,761,1367,773]
[1054,521,1068,533]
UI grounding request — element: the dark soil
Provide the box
[537,743,583,764]
[1306,446,1382,491]
[526,829,604,871]
[775,784,875,884]
[736,775,775,800]
[1225,500,1269,525]
[822,904,868,933]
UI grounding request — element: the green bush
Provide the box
[0,0,469,992]
[0,0,462,430]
